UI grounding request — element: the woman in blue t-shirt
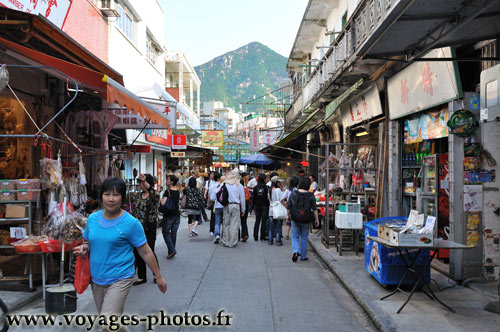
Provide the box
[74,178,166,323]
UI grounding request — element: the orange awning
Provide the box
[1,37,170,129]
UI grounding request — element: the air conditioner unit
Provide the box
[100,0,120,17]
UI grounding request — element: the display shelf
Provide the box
[323,143,378,253]
[402,165,422,169]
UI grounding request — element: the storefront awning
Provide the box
[325,79,364,122]
[1,36,170,129]
[104,76,170,129]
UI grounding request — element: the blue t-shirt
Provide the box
[83,210,146,286]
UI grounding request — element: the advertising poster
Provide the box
[249,130,260,152]
[201,130,224,147]
[403,108,449,144]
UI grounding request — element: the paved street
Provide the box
[10,215,376,331]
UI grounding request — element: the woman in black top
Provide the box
[161,175,181,259]
[252,173,269,241]
[183,177,204,236]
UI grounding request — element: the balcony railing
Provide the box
[285,0,401,128]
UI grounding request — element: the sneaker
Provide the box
[276,242,283,246]
[268,241,273,245]
[214,236,220,244]
[210,232,214,237]
[167,252,176,259]
[292,253,299,262]
[285,235,289,240]
[192,229,198,236]
[300,257,309,261]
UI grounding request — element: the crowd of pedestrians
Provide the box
[73,168,320,321]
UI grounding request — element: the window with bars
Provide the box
[146,34,161,67]
[116,2,136,43]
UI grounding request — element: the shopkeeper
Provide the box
[74,178,166,329]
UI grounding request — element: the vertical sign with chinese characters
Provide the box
[249,130,260,152]
[262,131,275,147]
[388,47,460,120]
[340,84,383,128]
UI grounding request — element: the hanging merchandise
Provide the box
[40,156,62,190]
[447,109,479,137]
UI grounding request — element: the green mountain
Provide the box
[194,42,289,112]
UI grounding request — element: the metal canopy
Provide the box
[360,0,500,60]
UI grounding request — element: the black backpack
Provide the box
[216,184,229,206]
[291,192,314,223]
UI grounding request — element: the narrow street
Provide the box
[10,214,376,332]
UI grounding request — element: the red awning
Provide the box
[0,36,170,129]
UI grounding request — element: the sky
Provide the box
[159,0,309,67]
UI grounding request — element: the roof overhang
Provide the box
[287,0,339,70]
[358,0,500,62]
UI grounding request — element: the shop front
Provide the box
[385,47,480,278]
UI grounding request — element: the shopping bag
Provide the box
[272,201,287,220]
[74,254,90,294]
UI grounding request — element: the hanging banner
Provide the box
[249,130,260,152]
[201,130,224,147]
[403,108,449,144]
[172,135,187,150]
[262,131,275,147]
[0,0,72,29]
[340,84,383,128]
[388,47,461,120]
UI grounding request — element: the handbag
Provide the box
[271,201,287,220]
[181,194,187,209]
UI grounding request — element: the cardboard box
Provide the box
[5,204,28,219]
[335,211,363,229]
[378,225,392,241]
[390,229,434,247]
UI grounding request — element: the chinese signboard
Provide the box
[171,152,185,158]
[107,109,165,129]
[340,84,383,128]
[172,135,187,150]
[249,130,260,152]
[388,47,460,120]
[149,101,176,130]
[262,131,275,147]
[0,0,72,29]
[145,129,172,146]
[201,130,223,147]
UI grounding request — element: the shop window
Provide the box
[146,34,161,67]
[116,2,136,43]
[481,40,498,71]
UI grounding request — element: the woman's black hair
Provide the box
[214,172,221,181]
[298,176,311,190]
[188,177,197,188]
[257,173,266,184]
[310,174,316,181]
[289,176,299,190]
[100,177,127,204]
[144,174,155,187]
[240,179,244,186]
[168,174,178,186]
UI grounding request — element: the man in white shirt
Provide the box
[247,176,257,189]
[208,173,224,243]
[221,169,246,248]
